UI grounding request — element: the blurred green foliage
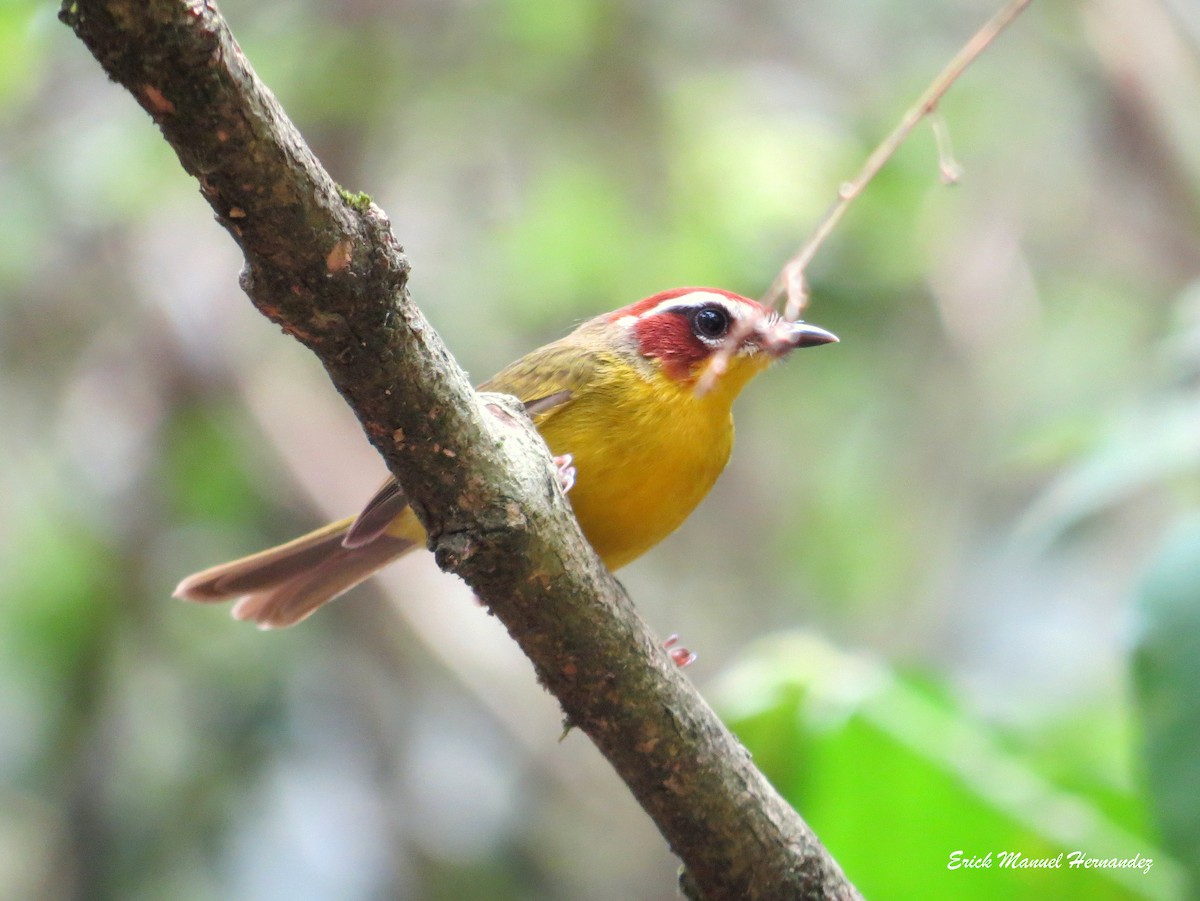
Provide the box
[717,634,1187,900]
[3,0,1200,899]
[1134,518,1200,896]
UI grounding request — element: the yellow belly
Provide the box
[535,372,736,570]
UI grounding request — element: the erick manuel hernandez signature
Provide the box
[947,850,1153,875]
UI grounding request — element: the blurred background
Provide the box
[3,0,1200,898]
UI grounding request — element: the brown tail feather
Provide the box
[230,533,417,628]
[174,516,418,628]
[175,518,355,602]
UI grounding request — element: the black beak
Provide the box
[759,319,838,357]
[787,321,839,348]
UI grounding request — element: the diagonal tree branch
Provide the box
[61,1,862,898]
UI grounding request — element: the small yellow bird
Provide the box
[175,288,837,628]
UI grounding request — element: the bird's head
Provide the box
[607,287,837,395]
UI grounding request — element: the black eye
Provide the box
[691,305,730,341]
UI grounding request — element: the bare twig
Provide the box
[770,0,1034,320]
[697,0,1032,396]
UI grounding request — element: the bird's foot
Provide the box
[553,454,576,494]
[663,634,697,668]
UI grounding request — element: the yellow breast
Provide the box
[534,359,749,570]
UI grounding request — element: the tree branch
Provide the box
[61,2,861,898]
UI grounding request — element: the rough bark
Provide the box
[61,2,862,898]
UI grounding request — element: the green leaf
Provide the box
[713,632,1186,900]
[1132,517,1200,897]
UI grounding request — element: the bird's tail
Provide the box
[173,510,422,629]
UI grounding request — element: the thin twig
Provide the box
[697,0,1033,396]
[769,0,1035,321]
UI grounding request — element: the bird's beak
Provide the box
[758,318,839,357]
[787,321,839,348]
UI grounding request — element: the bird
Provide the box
[174,287,837,629]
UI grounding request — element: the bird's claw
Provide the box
[663,633,697,668]
[553,454,576,495]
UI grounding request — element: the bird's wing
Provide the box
[480,338,612,420]
[343,477,409,548]
[345,339,611,546]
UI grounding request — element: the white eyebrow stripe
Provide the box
[637,291,744,321]
[612,291,775,337]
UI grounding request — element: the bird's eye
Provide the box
[691,305,731,341]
